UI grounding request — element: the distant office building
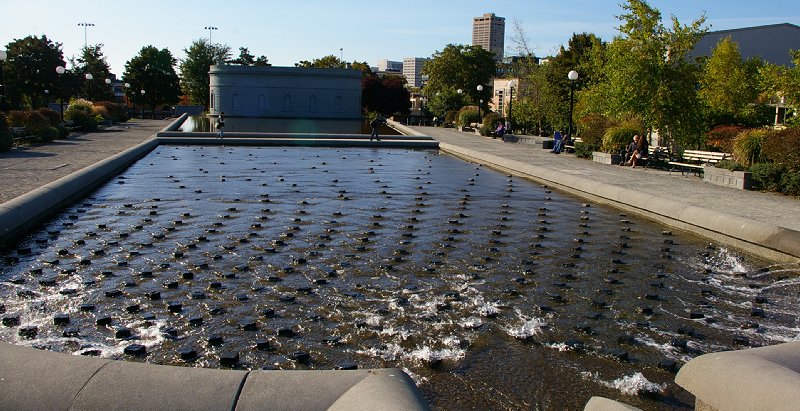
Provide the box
[403,57,429,88]
[473,13,505,60]
[690,23,800,66]
[378,59,403,73]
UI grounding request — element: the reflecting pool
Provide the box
[1,146,798,410]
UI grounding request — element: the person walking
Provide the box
[216,112,225,139]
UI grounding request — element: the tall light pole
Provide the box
[85,73,93,100]
[140,89,145,118]
[205,26,218,42]
[105,78,112,100]
[124,82,130,109]
[507,79,517,133]
[0,50,7,111]
[56,66,65,121]
[339,48,343,63]
[78,22,95,49]
[476,84,484,122]
[567,70,579,138]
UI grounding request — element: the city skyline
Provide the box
[1,0,799,76]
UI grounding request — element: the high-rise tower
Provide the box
[472,13,505,60]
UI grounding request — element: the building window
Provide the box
[283,95,292,112]
[309,95,317,113]
[210,93,214,109]
[258,94,266,112]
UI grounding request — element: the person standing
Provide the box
[370,114,386,141]
[216,111,225,139]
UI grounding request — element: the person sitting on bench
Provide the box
[628,134,648,168]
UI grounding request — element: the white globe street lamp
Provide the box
[567,70,579,138]
[56,66,66,121]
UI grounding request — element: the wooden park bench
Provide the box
[641,146,670,169]
[668,150,730,176]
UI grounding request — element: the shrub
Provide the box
[444,110,458,127]
[480,112,501,136]
[601,124,640,154]
[0,113,12,152]
[762,127,800,172]
[93,101,128,123]
[37,126,60,142]
[574,141,598,159]
[779,171,800,196]
[706,125,744,152]
[457,106,480,127]
[577,113,612,147]
[36,108,61,127]
[732,129,767,166]
[23,110,51,136]
[749,162,785,192]
[65,98,98,132]
[6,110,29,127]
[714,159,747,172]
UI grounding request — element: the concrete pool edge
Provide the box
[0,137,160,249]
[438,142,800,263]
[0,342,429,411]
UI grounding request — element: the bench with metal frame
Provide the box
[668,150,730,175]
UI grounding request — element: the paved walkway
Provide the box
[0,119,169,203]
[412,126,800,260]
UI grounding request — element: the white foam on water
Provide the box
[459,316,483,329]
[545,342,571,352]
[406,344,466,364]
[503,308,547,339]
[582,371,667,396]
[357,343,405,361]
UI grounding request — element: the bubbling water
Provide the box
[1,146,798,410]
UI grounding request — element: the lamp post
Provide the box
[44,89,49,108]
[78,22,95,49]
[507,79,517,133]
[0,50,7,111]
[476,84,484,122]
[56,66,65,121]
[205,26,218,42]
[140,89,145,118]
[567,70,579,138]
[84,73,94,100]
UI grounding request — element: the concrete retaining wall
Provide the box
[0,342,428,411]
[438,143,800,262]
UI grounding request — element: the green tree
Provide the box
[296,55,345,68]
[229,47,270,66]
[123,46,181,113]
[699,37,762,125]
[179,39,230,106]
[72,44,113,101]
[586,0,707,147]
[422,44,496,104]
[2,35,67,110]
[425,88,466,120]
[761,50,800,124]
[362,74,410,115]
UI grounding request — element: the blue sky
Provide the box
[1,0,798,76]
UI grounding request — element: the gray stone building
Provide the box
[208,65,362,118]
[690,23,800,66]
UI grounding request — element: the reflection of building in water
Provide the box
[209,65,362,118]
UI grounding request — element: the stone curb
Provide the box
[0,342,428,411]
[0,138,159,248]
[154,137,438,149]
[675,341,800,410]
[439,142,800,262]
